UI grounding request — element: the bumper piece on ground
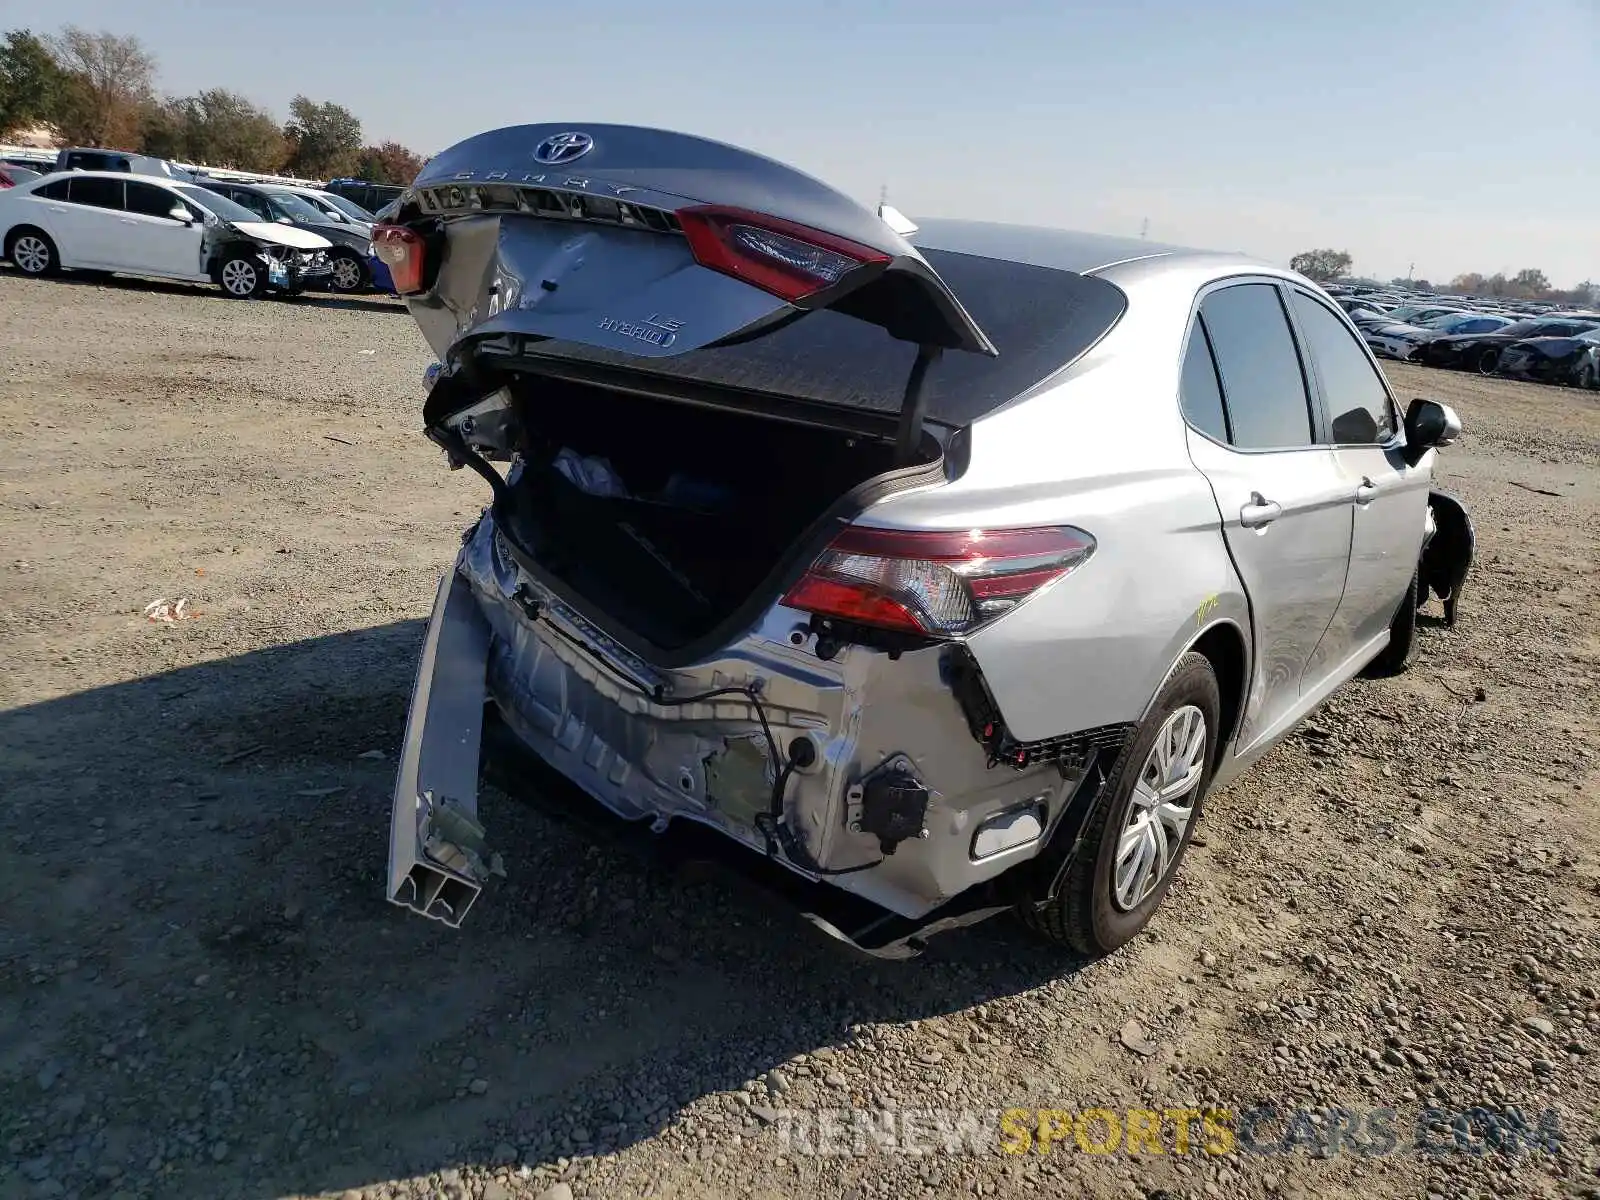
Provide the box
[387,569,499,927]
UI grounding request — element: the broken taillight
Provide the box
[373,224,426,294]
[782,525,1096,637]
[677,206,890,303]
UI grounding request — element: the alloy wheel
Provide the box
[221,259,258,296]
[1112,704,1207,911]
[330,255,363,291]
[13,235,50,274]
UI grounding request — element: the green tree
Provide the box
[48,26,157,148]
[166,89,286,171]
[283,95,361,178]
[355,140,424,185]
[137,96,188,159]
[1288,249,1354,283]
[0,28,68,137]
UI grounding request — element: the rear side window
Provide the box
[1200,283,1314,449]
[36,179,70,200]
[1289,291,1395,444]
[1179,319,1229,443]
[67,176,124,210]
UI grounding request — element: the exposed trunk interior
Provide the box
[493,373,939,651]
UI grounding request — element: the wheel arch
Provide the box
[5,222,54,253]
[1139,616,1251,767]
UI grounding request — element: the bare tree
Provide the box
[48,26,156,147]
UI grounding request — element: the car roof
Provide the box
[912,218,1265,278]
[15,170,189,188]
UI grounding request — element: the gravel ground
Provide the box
[1,272,1597,1200]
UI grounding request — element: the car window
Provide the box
[36,178,70,200]
[1179,319,1229,443]
[262,191,327,223]
[1289,291,1396,445]
[126,181,180,219]
[1198,283,1314,449]
[227,189,273,220]
[320,192,374,222]
[66,176,124,210]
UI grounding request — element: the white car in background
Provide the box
[0,170,333,298]
[274,184,379,225]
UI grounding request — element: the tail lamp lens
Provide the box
[677,205,889,303]
[782,525,1096,637]
[373,224,425,294]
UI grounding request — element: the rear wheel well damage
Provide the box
[1189,621,1246,766]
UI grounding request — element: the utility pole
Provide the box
[1139,217,1149,240]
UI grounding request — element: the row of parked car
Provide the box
[1325,285,1600,389]
[0,146,405,300]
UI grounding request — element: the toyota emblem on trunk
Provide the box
[533,132,595,165]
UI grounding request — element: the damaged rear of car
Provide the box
[380,124,1470,958]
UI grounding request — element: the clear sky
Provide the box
[9,0,1598,287]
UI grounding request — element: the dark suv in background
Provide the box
[323,178,404,214]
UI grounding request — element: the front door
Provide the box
[1179,281,1354,751]
[122,181,205,277]
[1287,289,1431,668]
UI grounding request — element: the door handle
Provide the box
[1239,493,1281,529]
[1354,477,1378,505]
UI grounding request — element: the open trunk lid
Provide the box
[385,123,1006,440]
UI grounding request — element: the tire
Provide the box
[6,227,59,276]
[214,249,266,299]
[1362,569,1418,678]
[328,249,368,293]
[1016,652,1220,956]
[1577,361,1598,391]
[1477,348,1500,376]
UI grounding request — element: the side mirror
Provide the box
[1402,398,1462,466]
[169,204,193,225]
[277,216,293,224]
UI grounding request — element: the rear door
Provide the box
[1287,288,1429,671]
[122,181,205,277]
[1181,281,1354,750]
[61,175,127,266]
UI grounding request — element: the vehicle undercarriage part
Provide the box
[944,646,1134,771]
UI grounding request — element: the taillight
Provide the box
[782,525,1096,637]
[373,224,425,294]
[677,206,890,303]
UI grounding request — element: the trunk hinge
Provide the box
[895,343,943,466]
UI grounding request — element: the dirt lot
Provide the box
[1,273,1598,1200]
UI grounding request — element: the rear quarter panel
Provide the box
[859,260,1251,744]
